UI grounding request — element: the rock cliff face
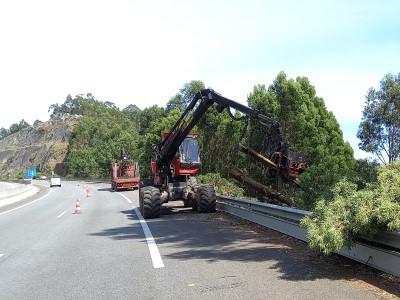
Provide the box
[0,114,81,177]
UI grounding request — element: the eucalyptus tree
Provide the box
[166,80,205,112]
[49,93,118,118]
[248,72,355,209]
[63,94,139,178]
[357,73,400,164]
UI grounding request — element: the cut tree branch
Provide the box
[228,165,294,206]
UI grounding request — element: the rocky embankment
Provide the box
[0,114,80,177]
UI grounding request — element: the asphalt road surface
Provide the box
[0,180,398,300]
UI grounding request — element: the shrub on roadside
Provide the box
[197,173,245,197]
[300,160,400,254]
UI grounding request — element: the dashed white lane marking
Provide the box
[0,254,4,258]
[56,210,67,218]
[0,189,52,216]
[133,207,164,269]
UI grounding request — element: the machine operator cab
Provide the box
[172,133,201,177]
[151,132,202,187]
[179,133,201,168]
[159,131,202,177]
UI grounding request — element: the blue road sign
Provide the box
[28,169,37,177]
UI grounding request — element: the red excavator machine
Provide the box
[139,89,306,218]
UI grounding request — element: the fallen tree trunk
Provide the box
[238,143,302,188]
[228,165,294,206]
[238,143,277,170]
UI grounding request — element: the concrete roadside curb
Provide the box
[0,184,39,208]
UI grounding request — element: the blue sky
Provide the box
[1,0,399,159]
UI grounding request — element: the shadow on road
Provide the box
[88,205,400,298]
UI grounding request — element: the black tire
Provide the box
[139,178,153,189]
[191,199,198,211]
[139,178,152,210]
[187,176,197,187]
[140,186,161,219]
[196,184,216,213]
[185,176,198,210]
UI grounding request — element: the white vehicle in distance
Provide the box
[50,175,61,187]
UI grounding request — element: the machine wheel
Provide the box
[140,186,161,219]
[191,199,198,211]
[139,178,152,213]
[184,176,197,208]
[187,176,197,187]
[196,184,216,213]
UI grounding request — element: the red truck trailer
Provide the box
[111,144,140,191]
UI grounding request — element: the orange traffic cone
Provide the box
[86,186,91,197]
[75,198,81,214]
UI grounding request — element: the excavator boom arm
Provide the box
[155,89,293,175]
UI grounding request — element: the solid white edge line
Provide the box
[133,206,165,269]
[0,189,52,216]
[116,192,164,268]
[56,210,67,218]
[119,193,132,204]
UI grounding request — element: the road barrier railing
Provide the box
[216,195,400,277]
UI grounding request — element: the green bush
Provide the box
[197,173,245,197]
[300,160,400,254]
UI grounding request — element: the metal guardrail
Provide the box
[216,195,400,277]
